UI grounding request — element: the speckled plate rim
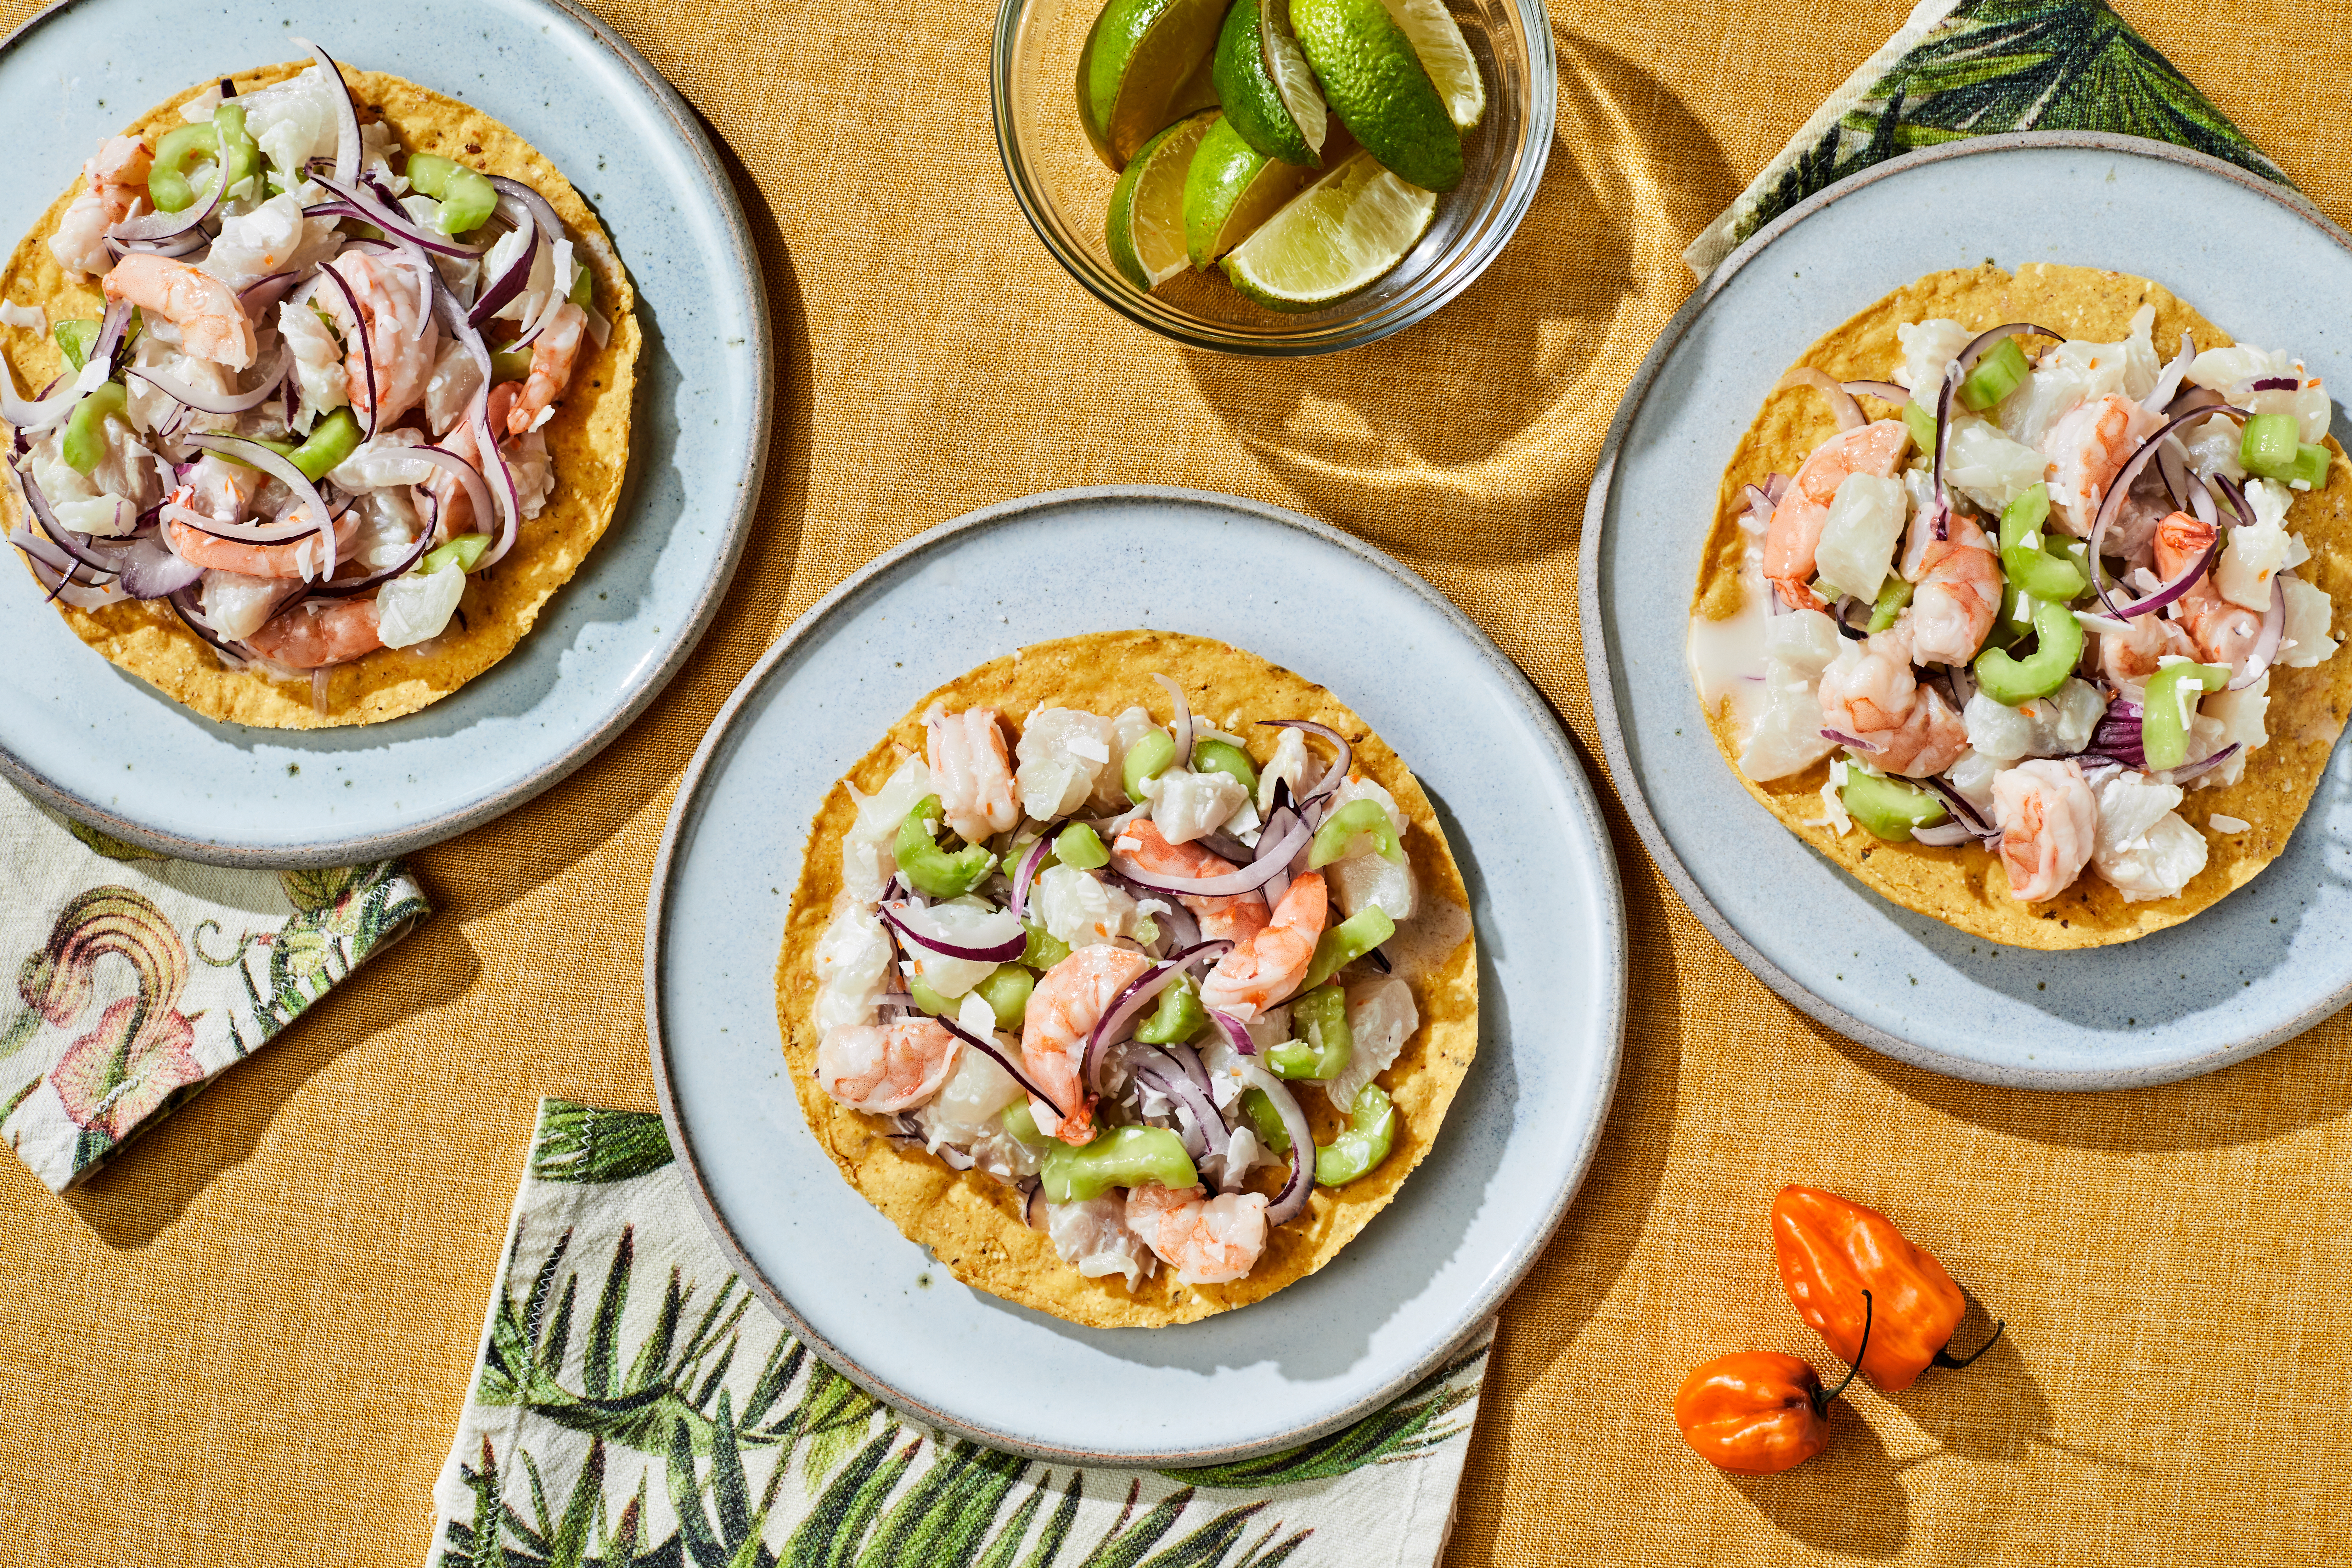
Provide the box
[1580,130,2352,1092]
[646,484,1628,1465]
[0,0,771,868]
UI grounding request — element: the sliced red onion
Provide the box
[126,344,289,416]
[2211,473,2256,530]
[2155,440,2188,511]
[2250,376,2300,392]
[1774,367,1862,431]
[2167,384,2226,419]
[1821,728,1878,752]
[110,157,227,243]
[467,210,538,326]
[486,175,564,247]
[1255,803,1302,911]
[876,902,1027,964]
[91,296,132,370]
[306,176,482,259]
[167,583,249,666]
[1957,321,2062,380]
[1009,830,1056,920]
[186,432,338,579]
[10,525,123,608]
[931,1009,1065,1118]
[238,272,300,317]
[1209,1008,1256,1057]
[1250,1072,1315,1226]
[2081,701,2145,771]
[310,525,431,598]
[1109,811,1311,896]
[106,228,209,262]
[2185,471,2218,528]
[1257,720,1351,805]
[1148,895,1202,952]
[1152,672,1194,763]
[1918,775,1997,837]
[471,399,522,567]
[405,445,498,540]
[2168,742,2241,783]
[3,359,106,432]
[1023,1183,1049,1230]
[1842,379,1909,403]
[2228,575,2287,690]
[299,39,362,189]
[2089,406,2247,616]
[1133,1061,1216,1182]
[1930,359,1959,523]
[1198,830,1256,864]
[1081,941,1231,1094]
[316,260,379,438]
[2143,332,2195,414]
[1910,822,1984,847]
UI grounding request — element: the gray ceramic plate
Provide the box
[0,0,767,867]
[1585,132,2352,1090]
[647,487,1625,1464]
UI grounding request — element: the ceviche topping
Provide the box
[4,42,611,714]
[809,694,1440,1290]
[1694,306,2341,907]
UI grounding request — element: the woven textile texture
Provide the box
[425,1100,1490,1568]
[1,0,2348,1564]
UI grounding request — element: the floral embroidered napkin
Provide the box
[1684,0,2302,275]
[427,1099,1493,1568]
[0,784,428,1192]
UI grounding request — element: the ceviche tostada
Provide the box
[0,42,637,728]
[775,631,1477,1327]
[1692,264,2352,949]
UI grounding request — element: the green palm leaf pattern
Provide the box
[1721,0,2294,259]
[434,1102,1489,1568]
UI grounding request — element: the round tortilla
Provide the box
[1694,263,2352,950]
[774,630,1480,1327]
[0,59,639,729]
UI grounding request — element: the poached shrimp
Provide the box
[506,302,586,434]
[925,705,1020,844]
[1816,626,1969,778]
[2153,511,2265,670]
[1198,870,1326,1018]
[1903,508,2002,667]
[2097,607,2196,692]
[244,596,383,669]
[166,500,363,580]
[103,253,255,370]
[1993,758,2098,903]
[1022,943,1150,1144]
[816,1017,961,1114]
[50,137,153,276]
[1113,819,1271,943]
[319,250,439,429]
[1763,420,1909,610]
[2041,393,2148,536]
[1125,1181,1268,1285]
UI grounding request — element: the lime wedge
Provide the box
[1107,110,1220,289]
[1378,0,1482,130]
[1211,0,1326,167]
[1077,0,1231,169]
[1220,147,1437,310]
[1289,0,1462,192]
[1184,113,1313,269]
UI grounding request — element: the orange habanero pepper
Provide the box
[1673,1291,1872,1474]
[1770,1185,2002,1392]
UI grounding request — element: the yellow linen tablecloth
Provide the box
[1,1,2346,1561]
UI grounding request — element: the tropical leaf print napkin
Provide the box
[428,1099,1493,1568]
[0,784,429,1192]
[1684,0,2302,274]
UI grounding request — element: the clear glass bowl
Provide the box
[992,0,1555,356]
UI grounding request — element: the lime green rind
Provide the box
[1291,0,1463,192]
[1183,114,1311,269]
[1211,0,1317,166]
[1108,111,1220,290]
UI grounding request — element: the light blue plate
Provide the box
[1585,132,2352,1090]
[0,0,767,867]
[647,487,1626,1464]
